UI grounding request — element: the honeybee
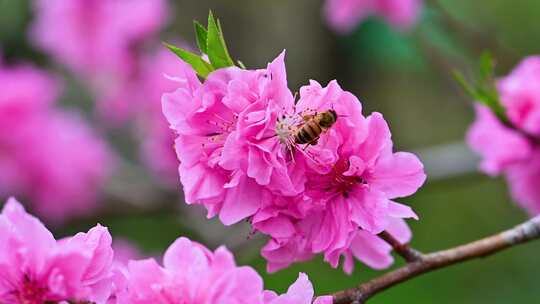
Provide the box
[294,109,338,146]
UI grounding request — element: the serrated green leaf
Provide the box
[206,11,234,69]
[164,42,213,78]
[194,21,208,54]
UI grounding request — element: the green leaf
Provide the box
[206,11,234,69]
[164,42,213,78]
[452,70,477,99]
[479,51,495,82]
[452,68,508,124]
[194,21,208,54]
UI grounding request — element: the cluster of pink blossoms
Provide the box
[0,197,331,304]
[29,0,180,185]
[324,0,423,34]
[0,63,113,222]
[468,56,540,215]
[163,52,426,272]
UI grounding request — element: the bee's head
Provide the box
[319,110,338,128]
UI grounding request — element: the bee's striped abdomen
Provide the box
[295,121,322,144]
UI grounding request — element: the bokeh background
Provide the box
[1,0,539,302]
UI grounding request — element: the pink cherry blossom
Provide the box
[467,56,540,215]
[245,80,424,273]
[219,52,305,197]
[22,111,114,221]
[505,150,540,215]
[116,237,264,304]
[0,64,59,196]
[29,0,167,79]
[498,56,540,136]
[135,49,186,186]
[467,105,540,215]
[29,0,169,126]
[467,104,532,176]
[0,63,114,222]
[162,52,297,225]
[273,80,425,271]
[263,273,333,304]
[162,51,425,272]
[112,240,142,266]
[0,197,114,303]
[324,0,423,34]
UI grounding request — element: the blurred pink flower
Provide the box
[324,0,423,34]
[467,56,540,215]
[263,273,333,304]
[29,0,167,78]
[467,104,532,176]
[0,63,114,222]
[135,49,186,186]
[29,0,169,126]
[505,151,540,215]
[112,239,142,266]
[0,197,114,303]
[498,56,540,136]
[468,105,540,215]
[116,237,264,303]
[0,64,59,196]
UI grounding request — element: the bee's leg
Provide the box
[302,137,319,151]
[289,146,296,164]
[287,139,296,164]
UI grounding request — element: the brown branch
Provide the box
[332,215,540,304]
[378,231,423,263]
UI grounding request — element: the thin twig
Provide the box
[332,215,540,304]
[378,231,424,263]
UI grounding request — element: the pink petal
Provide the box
[348,188,389,234]
[350,231,393,270]
[219,174,264,225]
[358,112,391,167]
[162,237,209,276]
[370,151,426,199]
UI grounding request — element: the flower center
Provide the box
[311,159,364,198]
[275,114,299,145]
[205,114,237,143]
[15,275,47,304]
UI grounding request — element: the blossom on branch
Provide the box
[163,44,426,272]
[468,56,540,215]
[255,80,424,273]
